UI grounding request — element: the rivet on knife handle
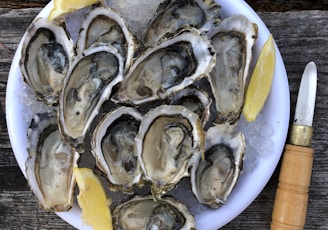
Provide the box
[271,62,317,230]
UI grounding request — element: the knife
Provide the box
[271,62,317,230]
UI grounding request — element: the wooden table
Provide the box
[1,1,328,229]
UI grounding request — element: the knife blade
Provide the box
[294,62,317,127]
[271,62,317,230]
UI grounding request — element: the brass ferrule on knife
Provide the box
[288,124,313,147]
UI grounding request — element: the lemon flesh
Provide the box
[73,167,113,230]
[49,0,101,20]
[243,34,276,122]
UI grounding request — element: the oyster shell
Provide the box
[191,124,245,208]
[25,110,79,211]
[91,106,143,193]
[168,85,212,127]
[142,0,221,47]
[77,5,137,70]
[20,18,74,106]
[114,27,216,105]
[59,43,124,151]
[112,196,196,229]
[208,14,258,124]
[136,105,204,198]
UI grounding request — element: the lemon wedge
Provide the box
[243,34,276,122]
[73,167,113,230]
[49,0,101,20]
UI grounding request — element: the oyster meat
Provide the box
[114,28,216,105]
[136,105,204,198]
[112,196,196,229]
[191,124,245,208]
[77,5,137,70]
[208,14,258,124]
[20,18,74,105]
[59,43,124,151]
[91,106,143,193]
[25,110,79,211]
[142,0,221,47]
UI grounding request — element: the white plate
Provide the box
[6,0,290,229]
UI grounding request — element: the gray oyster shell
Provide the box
[142,0,221,47]
[77,5,137,71]
[208,14,258,124]
[191,124,245,208]
[20,18,74,106]
[136,105,204,198]
[168,85,212,127]
[59,43,124,151]
[114,27,216,105]
[91,106,143,193]
[112,196,196,229]
[25,110,79,211]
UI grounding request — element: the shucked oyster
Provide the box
[208,14,258,124]
[142,0,221,47]
[168,85,212,127]
[112,196,196,229]
[59,43,124,151]
[136,105,204,198]
[25,110,79,211]
[77,5,137,70]
[91,106,143,193]
[191,124,245,208]
[20,18,74,106]
[114,28,216,105]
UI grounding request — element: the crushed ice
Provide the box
[237,113,274,174]
[106,0,165,40]
[17,77,52,126]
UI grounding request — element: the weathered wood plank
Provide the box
[0,8,42,170]
[0,191,75,229]
[247,0,328,11]
[0,0,48,9]
[0,0,328,11]
[0,8,42,78]
[0,167,28,190]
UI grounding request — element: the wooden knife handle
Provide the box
[271,144,314,230]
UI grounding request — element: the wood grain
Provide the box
[0,0,48,9]
[0,4,328,230]
[247,0,328,11]
[0,0,328,11]
[271,144,314,229]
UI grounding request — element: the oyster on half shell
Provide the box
[142,0,221,47]
[168,85,212,127]
[91,106,143,193]
[59,43,124,151]
[114,27,216,105]
[191,124,245,208]
[112,196,196,229]
[77,5,137,70]
[208,14,258,124]
[136,105,204,198]
[20,18,74,106]
[25,110,79,212]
